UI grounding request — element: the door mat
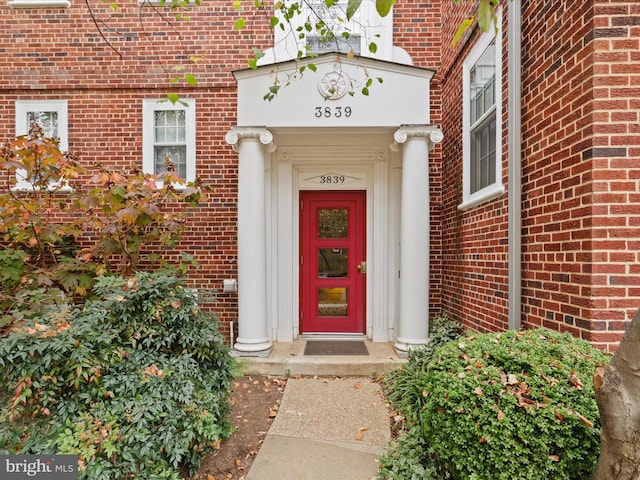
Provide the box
[304,340,369,356]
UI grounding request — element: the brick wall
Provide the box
[438,0,511,333]
[1,2,270,90]
[0,2,272,339]
[520,0,640,350]
[0,0,445,343]
[438,0,639,350]
[0,86,243,338]
[582,0,640,349]
[520,0,599,341]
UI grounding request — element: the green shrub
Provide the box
[383,313,463,425]
[420,329,608,480]
[379,313,462,479]
[0,273,235,479]
[378,425,451,480]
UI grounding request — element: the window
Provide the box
[304,0,362,56]
[460,18,503,209]
[14,100,69,190]
[142,99,196,185]
[268,0,394,63]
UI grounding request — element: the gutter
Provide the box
[507,0,522,330]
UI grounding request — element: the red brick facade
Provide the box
[1,0,638,350]
[438,0,640,350]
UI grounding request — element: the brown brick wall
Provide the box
[437,0,640,350]
[0,2,267,339]
[519,0,640,350]
[438,0,511,333]
[1,2,269,90]
[0,88,242,338]
[520,0,599,342]
[583,0,640,348]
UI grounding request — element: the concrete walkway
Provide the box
[246,377,390,480]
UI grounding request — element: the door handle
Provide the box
[356,261,367,274]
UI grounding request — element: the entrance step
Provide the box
[235,340,406,377]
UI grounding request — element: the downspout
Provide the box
[507,0,522,330]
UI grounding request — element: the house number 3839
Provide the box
[320,175,346,184]
[315,106,352,118]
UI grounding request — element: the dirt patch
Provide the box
[186,376,287,480]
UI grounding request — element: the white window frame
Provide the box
[269,0,394,63]
[9,0,70,8]
[142,98,196,187]
[304,0,364,56]
[459,14,504,210]
[14,100,69,191]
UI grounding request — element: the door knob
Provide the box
[356,261,367,274]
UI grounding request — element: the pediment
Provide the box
[232,53,435,128]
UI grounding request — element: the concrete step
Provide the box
[234,340,406,377]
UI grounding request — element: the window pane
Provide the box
[470,41,496,124]
[318,287,348,317]
[488,118,497,184]
[484,75,495,113]
[305,0,360,55]
[318,208,348,238]
[155,146,186,178]
[318,248,348,278]
[27,111,58,138]
[307,35,361,55]
[154,110,186,144]
[470,116,497,194]
[154,111,166,142]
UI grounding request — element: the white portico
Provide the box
[226,53,442,355]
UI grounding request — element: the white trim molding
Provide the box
[460,10,504,210]
[14,100,69,191]
[9,0,70,8]
[142,98,196,186]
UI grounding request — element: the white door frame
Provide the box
[267,131,397,343]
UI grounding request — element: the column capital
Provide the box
[390,125,443,152]
[225,127,276,153]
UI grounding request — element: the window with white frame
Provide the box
[268,0,394,63]
[460,19,503,209]
[14,100,69,190]
[305,0,362,55]
[142,99,196,184]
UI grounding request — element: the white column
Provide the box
[225,128,276,354]
[390,125,443,353]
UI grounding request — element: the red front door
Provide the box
[299,191,366,334]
